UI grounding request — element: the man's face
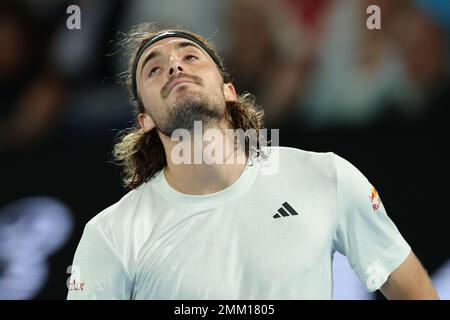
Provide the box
[135,37,236,136]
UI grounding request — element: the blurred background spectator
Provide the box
[0,0,449,299]
[223,0,308,128]
[0,1,67,151]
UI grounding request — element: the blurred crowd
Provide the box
[0,0,449,299]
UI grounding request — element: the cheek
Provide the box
[202,71,225,95]
[141,89,163,115]
[140,76,164,101]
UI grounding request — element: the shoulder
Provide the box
[87,184,146,231]
[273,146,334,161]
[82,182,152,257]
[259,147,369,190]
[262,146,338,177]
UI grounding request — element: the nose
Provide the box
[168,56,183,76]
[169,65,183,76]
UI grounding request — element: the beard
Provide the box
[156,91,226,137]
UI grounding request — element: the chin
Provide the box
[171,90,206,107]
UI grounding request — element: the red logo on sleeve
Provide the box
[369,187,382,211]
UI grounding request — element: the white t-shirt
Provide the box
[67,147,411,299]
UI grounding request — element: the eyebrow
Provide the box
[139,41,202,76]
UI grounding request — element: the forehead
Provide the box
[137,37,208,68]
[145,37,200,53]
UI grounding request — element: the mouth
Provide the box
[167,78,196,95]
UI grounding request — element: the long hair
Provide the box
[113,22,266,190]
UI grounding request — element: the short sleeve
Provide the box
[67,222,132,299]
[332,153,411,292]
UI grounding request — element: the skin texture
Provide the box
[135,37,237,135]
[381,252,439,299]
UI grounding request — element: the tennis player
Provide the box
[67,23,438,300]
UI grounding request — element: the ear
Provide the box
[137,113,156,133]
[223,83,237,102]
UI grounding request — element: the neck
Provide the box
[159,120,248,195]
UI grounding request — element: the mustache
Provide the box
[161,73,203,98]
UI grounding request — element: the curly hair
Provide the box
[113,22,266,190]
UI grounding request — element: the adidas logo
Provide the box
[273,202,300,219]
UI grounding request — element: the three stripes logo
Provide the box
[273,202,300,219]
